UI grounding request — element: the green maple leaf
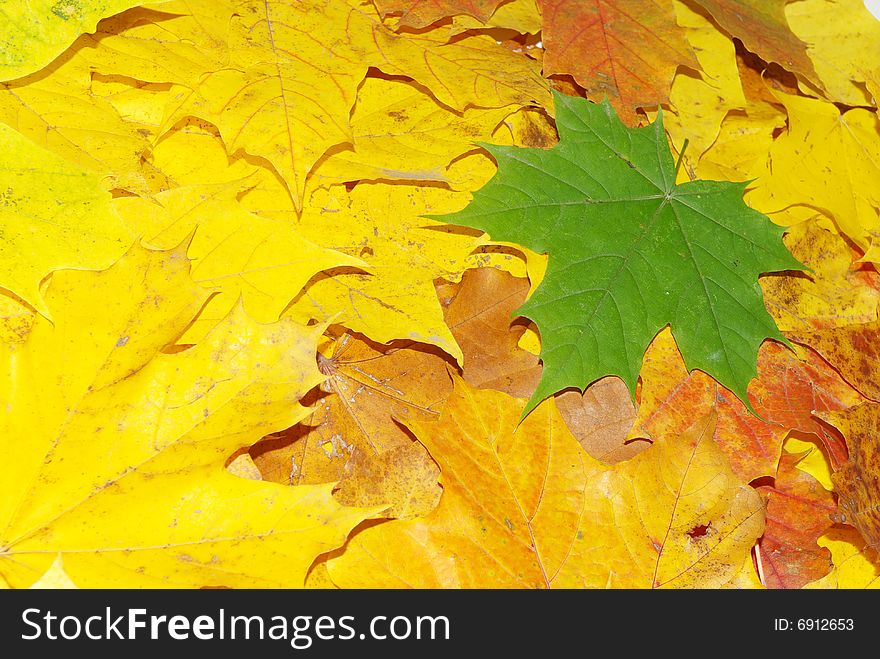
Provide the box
[436,91,803,416]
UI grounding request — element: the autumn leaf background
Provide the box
[1,0,879,590]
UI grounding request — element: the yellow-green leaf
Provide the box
[0,0,163,82]
[0,122,133,316]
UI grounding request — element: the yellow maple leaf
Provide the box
[91,77,169,134]
[0,122,133,317]
[8,0,544,362]
[375,0,505,28]
[761,219,880,334]
[449,0,542,35]
[88,0,549,209]
[145,120,258,188]
[0,243,378,588]
[748,91,880,251]
[786,0,880,108]
[806,528,880,589]
[28,555,77,589]
[332,444,443,520]
[309,77,515,188]
[661,0,747,161]
[327,377,764,588]
[0,50,162,194]
[783,436,835,492]
[696,102,786,182]
[113,183,361,341]
[140,120,517,361]
[80,1,233,87]
[280,184,505,363]
[0,292,34,345]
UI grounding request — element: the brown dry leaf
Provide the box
[252,330,451,519]
[327,377,764,588]
[537,0,698,121]
[555,377,642,463]
[756,451,836,589]
[438,267,541,398]
[438,268,639,462]
[632,329,860,479]
[821,404,880,552]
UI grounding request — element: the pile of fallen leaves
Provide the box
[1,0,878,589]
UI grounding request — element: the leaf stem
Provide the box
[673,138,689,182]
